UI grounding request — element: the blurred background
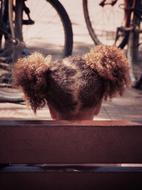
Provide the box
[0,0,141,121]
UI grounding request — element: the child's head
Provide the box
[13,45,130,120]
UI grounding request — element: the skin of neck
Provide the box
[48,102,102,120]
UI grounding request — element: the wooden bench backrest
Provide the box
[0,119,142,190]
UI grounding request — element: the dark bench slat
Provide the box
[0,172,142,190]
[0,119,142,190]
[0,119,142,163]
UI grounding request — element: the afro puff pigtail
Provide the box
[13,52,52,113]
[84,45,131,99]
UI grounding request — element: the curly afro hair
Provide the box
[13,45,130,118]
[84,45,130,99]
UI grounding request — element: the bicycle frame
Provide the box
[113,0,142,47]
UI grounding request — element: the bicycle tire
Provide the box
[0,0,10,49]
[15,0,73,57]
[83,0,129,48]
[14,0,23,41]
[0,0,4,48]
[47,0,73,57]
[0,0,23,49]
[0,0,16,53]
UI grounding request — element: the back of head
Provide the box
[13,45,130,120]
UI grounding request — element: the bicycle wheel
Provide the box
[0,0,17,59]
[83,0,129,48]
[20,0,73,58]
[0,0,10,49]
[0,0,23,50]
[0,0,3,48]
[14,0,23,41]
